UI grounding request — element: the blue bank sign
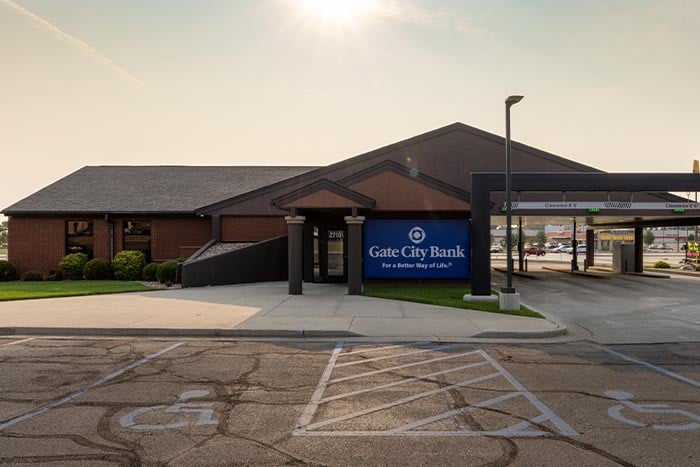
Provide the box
[363,220,471,279]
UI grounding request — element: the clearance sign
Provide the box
[363,220,470,279]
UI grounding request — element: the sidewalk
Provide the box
[0,282,566,340]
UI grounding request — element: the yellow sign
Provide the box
[599,233,634,241]
[694,160,699,174]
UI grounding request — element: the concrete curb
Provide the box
[541,266,609,278]
[473,325,568,339]
[474,300,570,339]
[644,268,700,277]
[0,324,564,340]
[0,327,361,338]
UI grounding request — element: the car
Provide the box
[490,245,503,253]
[568,245,587,254]
[553,245,570,253]
[524,247,546,256]
[649,244,673,251]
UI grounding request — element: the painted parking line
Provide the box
[294,342,578,437]
[0,342,184,431]
[339,341,431,357]
[0,337,35,348]
[333,344,456,368]
[329,349,482,384]
[595,344,700,389]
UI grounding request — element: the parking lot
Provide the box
[1,337,698,466]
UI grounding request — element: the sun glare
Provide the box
[300,0,378,24]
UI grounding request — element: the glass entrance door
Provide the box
[313,226,347,283]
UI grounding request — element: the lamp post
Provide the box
[502,95,523,295]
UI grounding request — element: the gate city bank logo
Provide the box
[367,225,466,261]
[408,226,426,244]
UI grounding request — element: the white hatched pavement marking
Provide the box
[0,337,35,348]
[595,344,700,389]
[479,349,579,436]
[294,342,344,432]
[334,344,456,368]
[328,350,481,384]
[295,343,578,437]
[304,373,500,431]
[0,342,184,431]
[389,392,522,432]
[320,361,489,403]
[338,341,431,357]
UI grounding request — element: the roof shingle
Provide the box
[3,166,317,214]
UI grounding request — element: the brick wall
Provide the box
[7,216,213,274]
[151,217,211,261]
[221,216,287,242]
[8,217,65,275]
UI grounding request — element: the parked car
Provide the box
[490,245,503,253]
[524,247,546,256]
[568,245,587,254]
[648,244,673,251]
[553,245,570,253]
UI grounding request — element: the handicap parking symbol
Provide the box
[605,390,700,431]
[120,390,218,430]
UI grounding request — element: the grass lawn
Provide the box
[363,285,543,318]
[0,281,158,302]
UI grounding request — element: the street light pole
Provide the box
[502,95,523,294]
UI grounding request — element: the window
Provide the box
[66,221,94,257]
[124,220,151,261]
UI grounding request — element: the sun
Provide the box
[300,0,378,24]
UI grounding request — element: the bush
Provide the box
[143,262,159,281]
[59,253,88,280]
[653,260,671,269]
[45,269,63,281]
[83,258,113,280]
[21,271,44,281]
[112,250,146,281]
[156,260,178,284]
[175,257,187,263]
[0,260,16,281]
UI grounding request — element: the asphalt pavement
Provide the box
[497,268,700,343]
[1,337,698,466]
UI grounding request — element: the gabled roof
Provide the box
[271,179,376,209]
[3,166,317,215]
[337,160,471,203]
[195,122,611,214]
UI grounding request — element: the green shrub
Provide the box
[156,260,178,284]
[143,262,159,281]
[83,258,113,280]
[21,271,44,281]
[653,260,671,269]
[59,253,88,280]
[45,269,63,281]
[175,257,187,263]
[0,260,16,281]
[112,250,146,281]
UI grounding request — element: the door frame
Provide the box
[314,223,348,283]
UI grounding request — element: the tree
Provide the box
[643,228,655,246]
[0,221,7,246]
[499,232,519,248]
[535,230,546,246]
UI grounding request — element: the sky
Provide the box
[2,0,700,219]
